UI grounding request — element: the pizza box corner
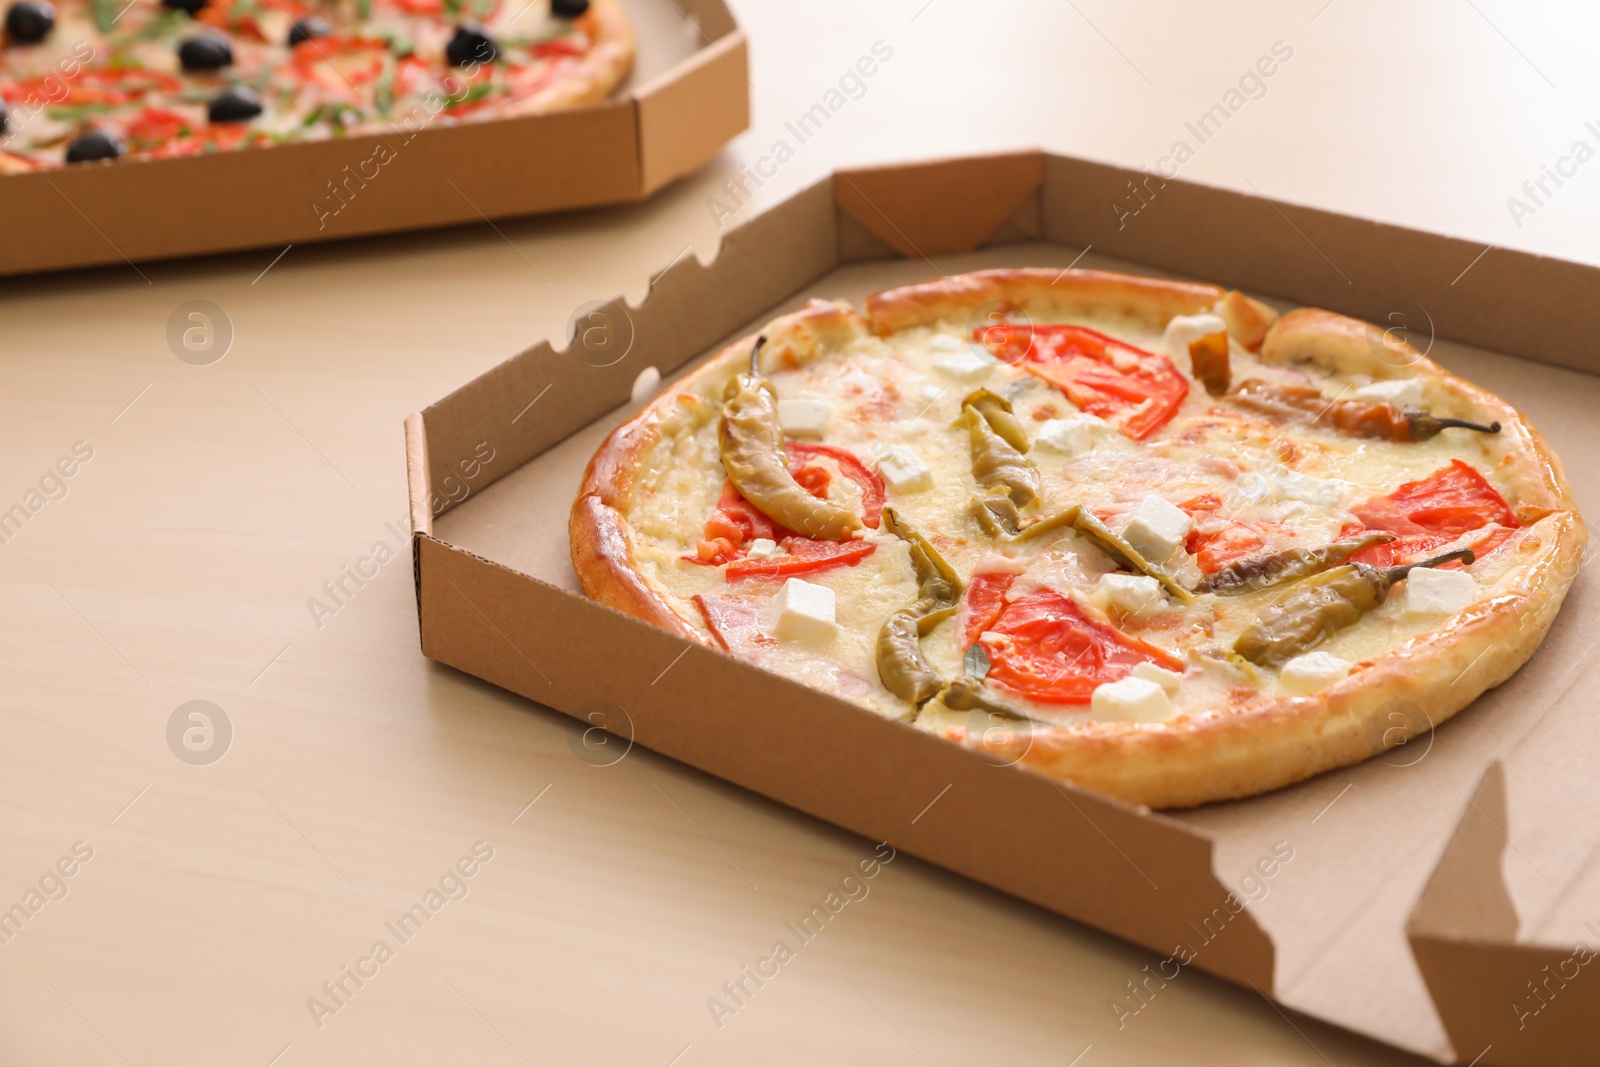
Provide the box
[0,0,748,278]
[404,148,1600,1066]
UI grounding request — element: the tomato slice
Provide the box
[692,590,770,653]
[125,106,191,145]
[962,575,1182,705]
[1347,460,1518,567]
[961,571,1014,646]
[531,37,585,58]
[686,442,883,568]
[1352,460,1516,538]
[1178,494,1266,574]
[979,324,1189,439]
[785,442,885,529]
[724,538,875,581]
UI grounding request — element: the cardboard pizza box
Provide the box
[0,0,747,277]
[403,149,1600,1065]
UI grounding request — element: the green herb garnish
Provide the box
[963,643,991,680]
[373,57,395,115]
[91,0,119,33]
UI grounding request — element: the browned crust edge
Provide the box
[476,0,636,117]
[864,267,1271,343]
[570,271,1585,810]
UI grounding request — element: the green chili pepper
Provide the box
[1404,408,1502,440]
[937,675,1050,725]
[961,390,1038,508]
[1072,509,1196,603]
[1232,379,1500,443]
[877,612,945,707]
[718,336,861,541]
[971,491,1023,537]
[1233,549,1474,668]
[875,507,962,706]
[1196,531,1396,595]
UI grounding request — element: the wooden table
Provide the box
[4,2,1589,1063]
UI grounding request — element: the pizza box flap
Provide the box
[406,150,1600,1065]
[1037,153,1600,374]
[1406,685,1600,1065]
[833,151,1046,257]
[632,0,750,195]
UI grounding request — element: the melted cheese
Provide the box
[624,309,1532,724]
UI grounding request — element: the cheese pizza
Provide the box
[0,0,630,169]
[570,269,1583,808]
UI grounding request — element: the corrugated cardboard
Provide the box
[0,0,747,277]
[405,150,1600,1064]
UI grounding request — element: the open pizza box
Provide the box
[404,149,1600,1065]
[0,0,747,277]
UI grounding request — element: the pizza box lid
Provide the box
[0,0,748,278]
[404,149,1600,1065]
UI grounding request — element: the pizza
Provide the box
[569,269,1584,809]
[0,0,631,170]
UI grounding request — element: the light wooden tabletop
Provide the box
[4,2,1593,1064]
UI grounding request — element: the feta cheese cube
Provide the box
[773,578,837,643]
[933,348,996,382]
[1131,661,1184,694]
[1035,416,1097,457]
[1404,567,1478,617]
[1278,651,1352,695]
[1121,495,1193,562]
[745,538,777,559]
[1163,313,1229,359]
[928,334,965,352]
[1096,572,1164,617]
[777,393,830,438]
[876,446,933,493]
[1091,676,1176,723]
[1353,378,1424,409]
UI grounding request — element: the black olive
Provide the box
[178,33,233,71]
[286,16,329,46]
[446,24,496,66]
[160,0,208,13]
[65,130,123,164]
[0,99,8,136]
[5,1,56,43]
[550,0,587,16]
[208,87,262,123]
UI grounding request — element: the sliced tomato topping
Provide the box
[125,106,191,145]
[692,590,771,653]
[961,571,1014,646]
[1177,493,1267,574]
[1351,460,1516,538]
[786,442,884,529]
[690,481,775,565]
[724,537,875,581]
[978,323,1189,440]
[531,37,585,58]
[685,442,882,568]
[1346,460,1518,567]
[964,578,1183,705]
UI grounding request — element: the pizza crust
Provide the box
[569,269,1585,809]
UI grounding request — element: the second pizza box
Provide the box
[0,0,747,277]
[405,150,1600,1066]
